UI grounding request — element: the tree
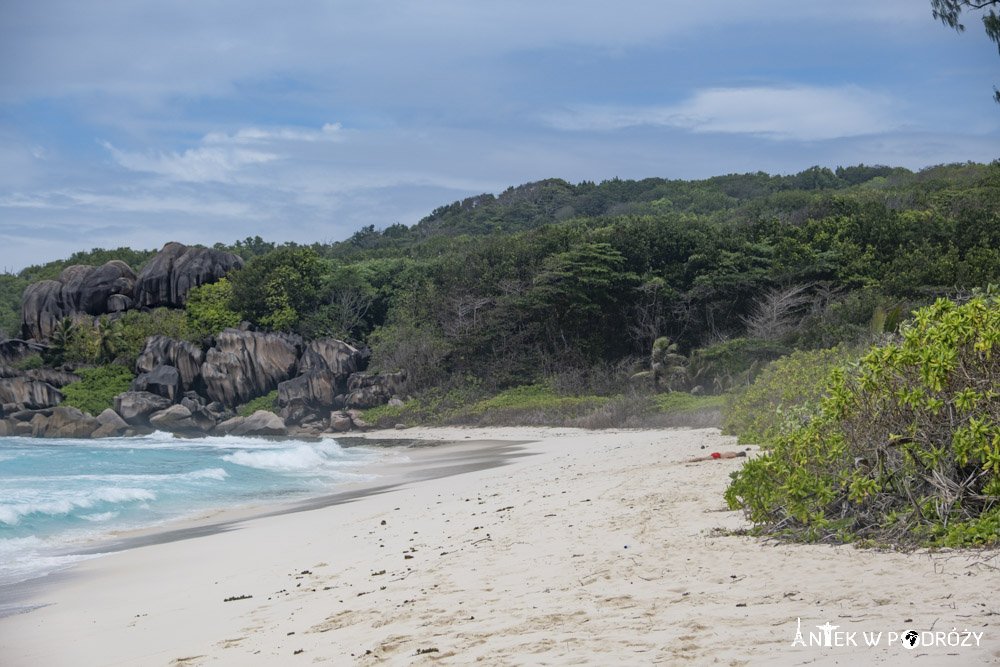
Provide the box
[932,0,1000,102]
[186,278,242,335]
[227,247,326,332]
[95,316,124,364]
[632,336,687,392]
[48,317,79,365]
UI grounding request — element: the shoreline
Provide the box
[0,435,534,616]
[2,426,999,665]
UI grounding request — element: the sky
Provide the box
[1,1,999,272]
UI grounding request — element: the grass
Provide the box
[360,383,726,430]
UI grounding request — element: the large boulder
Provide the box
[20,280,73,342]
[130,364,182,403]
[20,261,136,341]
[114,391,172,425]
[0,377,64,410]
[149,404,203,433]
[31,406,99,438]
[298,339,364,380]
[200,329,301,407]
[277,371,342,424]
[135,336,204,392]
[92,408,129,438]
[277,338,363,424]
[133,242,244,309]
[230,410,287,437]
[344,371,407,409]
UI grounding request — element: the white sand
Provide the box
[2,427,999,666]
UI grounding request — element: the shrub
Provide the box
[237,390,279,417]
[117,308,202,368]
[725,297,1000,547]
[13,353,44,371]
[186,278,241,335]
[723,345,857,447]
[60,365,135,416]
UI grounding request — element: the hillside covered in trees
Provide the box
[3,161,999,415]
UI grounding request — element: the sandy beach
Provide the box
[1,426,998,666]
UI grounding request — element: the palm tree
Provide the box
[632,336,687,391]
[95,316,123,364]
[49,317,79,365]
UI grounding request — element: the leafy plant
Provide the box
[237,390,279,417]
[186,278,241,335]
[60,365,135,416]
[724,345,857,446]
[726,296,1000,547]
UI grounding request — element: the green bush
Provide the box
[60,365,135,416]
[725,297,1000,547]
[13,353,44,371]
[186,278,241,335]
[723,345,857,447]
[237,390,279,417]
[117,309,203,368]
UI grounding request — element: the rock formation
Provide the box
[133,242,244,309]
[20,261,136,341]
[130,364,183,403]
[0,376,64,410]
[345,371,407,409]
[18,243,242,343]
[0,339,46,366]
[201,329,302,406]
[135,335,204,392]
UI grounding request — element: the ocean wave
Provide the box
[0,487,156,526]
[4,467,230,485]
[221,441,357,473]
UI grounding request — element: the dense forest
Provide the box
[3,161,1000,404]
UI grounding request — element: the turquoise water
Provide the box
[0,432,383,592]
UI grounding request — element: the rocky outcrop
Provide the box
[25,368,81,388]
[212,411,287,437]
[20,261,136,341]
[149,404,212,433]
[345,371,407,409]
[114,391,173,425]
[34,406,99,438]
[135,336,204,392]
[130,364,182,403]
[276,339,365,425]
[201,329,301,406]
[277,371,342,423]
[133,242,244,309]
[0,377,64,410]
[92,408,129,438]
[0,339,46,366]
[298,339,363,379]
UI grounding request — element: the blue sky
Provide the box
[1,0,999,271]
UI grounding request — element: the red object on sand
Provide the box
[710,452,721,459]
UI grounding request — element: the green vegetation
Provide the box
[186,278,241,335]
[361,384,725,430]
[60,365,135,416]
[237,390,279,417]
[725,296,1000,547]
[724,345,858,447]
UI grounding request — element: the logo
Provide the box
[791,618,983,650]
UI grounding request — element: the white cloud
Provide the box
[203,123,344,145]
[102,141,278,182]
[544,85,900,141]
